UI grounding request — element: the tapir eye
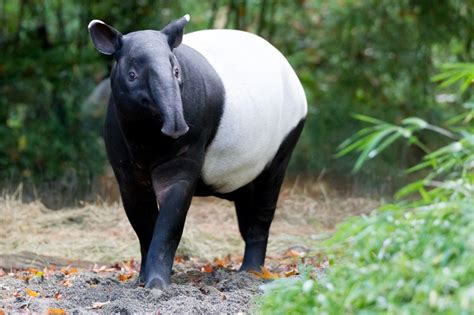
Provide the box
[128,71,137,81]
[174,67,179,78]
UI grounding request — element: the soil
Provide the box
[0,267,264,314]
[0,180,376,313]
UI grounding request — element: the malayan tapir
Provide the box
[88,14,307,289]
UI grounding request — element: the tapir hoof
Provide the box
[145,276,170,289]
[238,262,263,273]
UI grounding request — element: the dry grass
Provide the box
[0,181,378,263]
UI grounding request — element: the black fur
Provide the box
[91,17,305,289]
[104,42,225,287]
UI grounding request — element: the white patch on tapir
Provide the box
[184,30,307,193]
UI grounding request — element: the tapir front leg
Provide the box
[144,158,200,289]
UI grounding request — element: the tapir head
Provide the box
[88,15,190,138]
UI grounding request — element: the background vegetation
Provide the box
[1,0,473,195]
[259,63,474,314]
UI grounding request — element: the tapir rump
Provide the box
[88,14,307,289]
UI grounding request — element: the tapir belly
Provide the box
[184,30,307,193]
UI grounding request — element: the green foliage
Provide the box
[1,0,473,188]
[258,63,474,313]
[282,0,473,177]
[260,202,474,314]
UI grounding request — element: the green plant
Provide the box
[258,64,474,314]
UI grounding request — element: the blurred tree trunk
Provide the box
[267,0,278,41]
[36,0,51,49]
[208,0,220,29]
[225,0,247,30]
[236,0,247,30]
[0,0,6,38]
[55,0,67,44]
[224,0,236,29]
[257,0,268,35]
[76,2,89,52]
[14,0,26,45]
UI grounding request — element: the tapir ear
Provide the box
[88,19,122,55]
[161,14,190,49]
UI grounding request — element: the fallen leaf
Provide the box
[92,301,110,309]
[0,269,5,277]
[283,249,303,257]
[284,269,298,277]
[0,308,5,315]
[17,274,31,282]
[213,256,230,268]
[118,272,134,282]
[60,267,78,275]
[54,292,62,300]
[122,259,136,271]
[250,266,279,280]
[201,264,213,273]
[35,270,45,277]
[47,308,66,315]
[62,279,73,287]
[25,288,40,297]
[175,256,184,264]
[93,265,116,273]
[27,268,38,274]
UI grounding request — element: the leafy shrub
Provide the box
[258,64,474,314]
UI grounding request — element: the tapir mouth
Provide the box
[147,104,161,117]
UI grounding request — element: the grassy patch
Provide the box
[259,200,474,314]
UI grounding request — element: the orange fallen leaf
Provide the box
[25,288,40,297]
[250,266,279,280]
[92,301,110,309]
[0,308,5,315]
[201,264,213,273]
[283,249,303,257]
[213,256,230,268]
[62,279,73,287]
[175,256,184,264]
[27,268,38,274]
[284,269,298,277]
[60,267,78,275]
[118,272,134,282]
[47,308,66,315]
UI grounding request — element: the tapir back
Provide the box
[183,30,307,193]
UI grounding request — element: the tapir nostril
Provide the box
[141,98,149,106]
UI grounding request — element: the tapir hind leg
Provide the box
[235,119,305,271]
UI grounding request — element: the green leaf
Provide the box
[351,113,387,125]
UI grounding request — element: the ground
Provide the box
[0,179,377,313]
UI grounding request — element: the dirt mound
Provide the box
[0,268,264,314]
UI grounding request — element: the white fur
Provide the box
[184,14,191,22]
[184,30,307,193]
[88,19,105,30]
